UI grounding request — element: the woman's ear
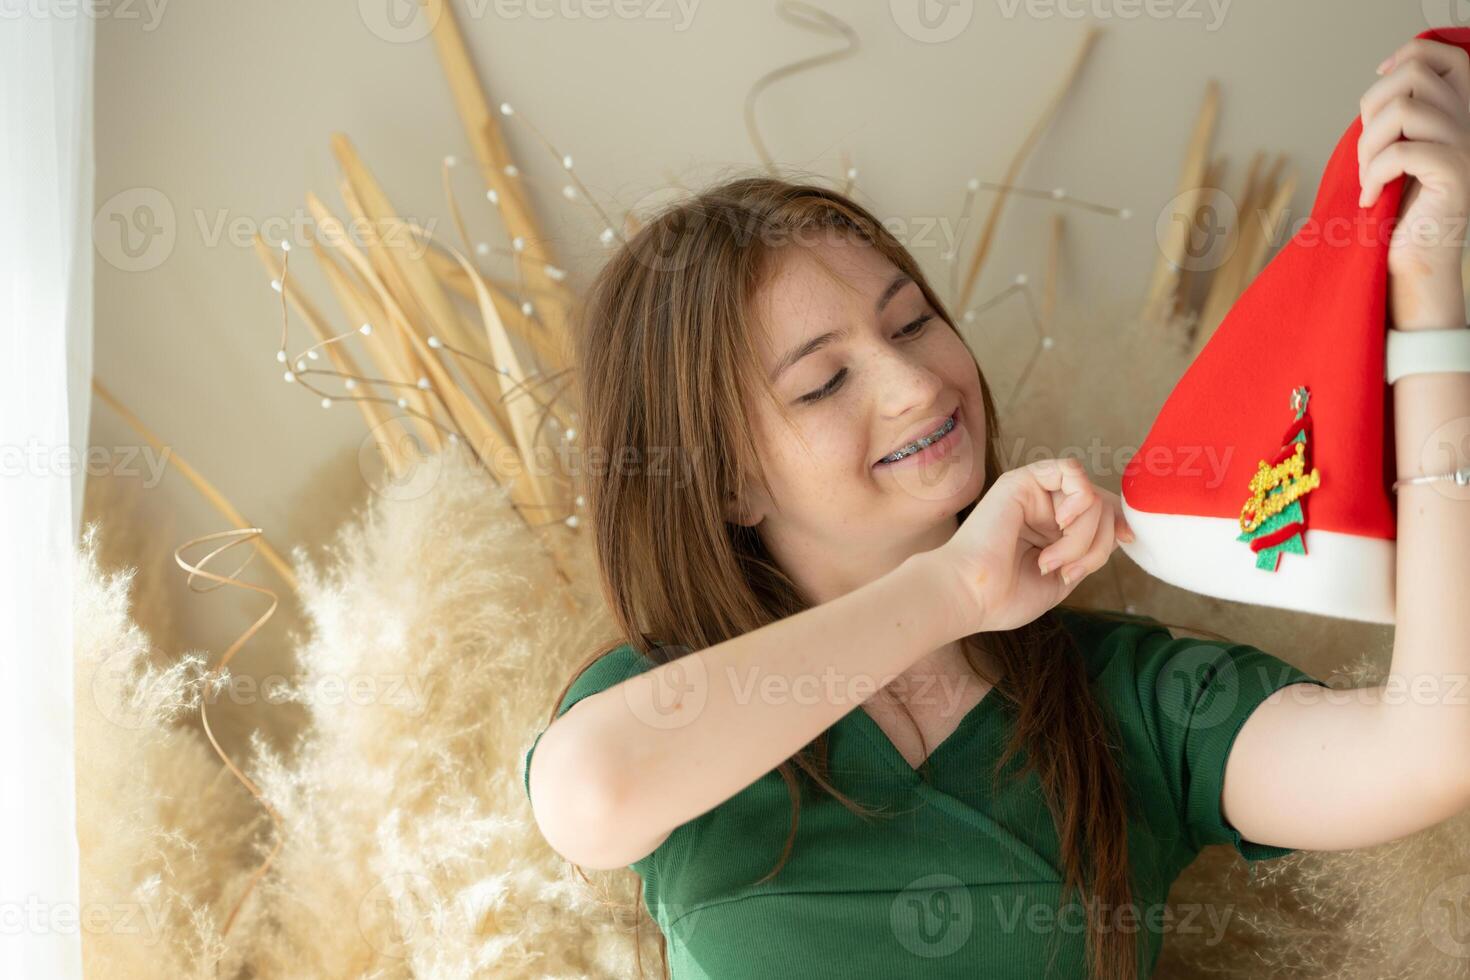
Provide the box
[724,489,761,527]
[724,490,749,526]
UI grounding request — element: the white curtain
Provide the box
[0,4,94,978]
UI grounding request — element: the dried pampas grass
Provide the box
[232,438,629,978]
[79,467,182,661]
[74,522,264,979]
[76,438,663,978]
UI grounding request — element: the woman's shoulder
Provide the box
[1050,604,1327,720]
[1050,603,1325,695]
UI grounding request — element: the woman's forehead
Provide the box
[753,240,901,347]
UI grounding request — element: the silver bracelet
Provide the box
[1392,466,1470,492]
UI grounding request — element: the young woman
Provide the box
[524,37,1470,979]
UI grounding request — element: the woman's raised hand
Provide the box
[932,458,1134,636]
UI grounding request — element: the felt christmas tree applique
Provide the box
[1237,385,1322,571]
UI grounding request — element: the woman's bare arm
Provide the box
[527,550,963,870]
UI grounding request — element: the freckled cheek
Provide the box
[813,428,870,477]
[776,428,870,484]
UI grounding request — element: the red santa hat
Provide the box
[1118,25,1470,624]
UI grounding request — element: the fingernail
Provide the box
[1060,568,1074,586]
[1376,56,1393,75]
[1040,559,1055,575]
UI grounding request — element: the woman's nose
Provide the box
[872,347,945,418]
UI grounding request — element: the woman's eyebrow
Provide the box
[873,272,912,315]
[768,273,913,383]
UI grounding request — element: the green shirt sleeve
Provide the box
[1125,620,1332,861]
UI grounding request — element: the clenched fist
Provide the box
[931,458,1134,635]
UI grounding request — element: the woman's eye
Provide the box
[799,368,846,404]
[899,312,934,337]
[795,315,934,404]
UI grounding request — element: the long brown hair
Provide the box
[542,173,1223,980]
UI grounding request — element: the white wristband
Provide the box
[1386,325,1470,384]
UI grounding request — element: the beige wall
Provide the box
[89,0,1435,731]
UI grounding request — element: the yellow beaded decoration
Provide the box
[1238,440,1321,534]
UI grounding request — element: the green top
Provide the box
[522,607,1329,978]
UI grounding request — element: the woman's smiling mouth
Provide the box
[874,410,960,467]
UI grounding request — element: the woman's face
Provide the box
[734,229,989,599]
